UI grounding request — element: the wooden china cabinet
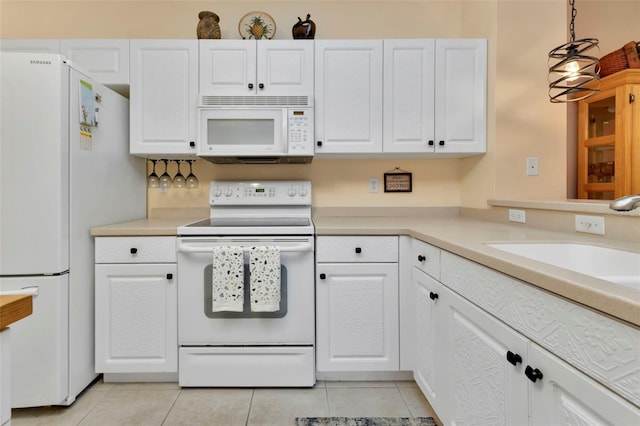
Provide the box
[577,69,640,199]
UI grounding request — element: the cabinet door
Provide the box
[383,39,436,153]
[95,263,177,373]
[130,40,198,157]
[316,262,398,371]
[576,71,640,200]
[441,285,528,426]
[434,39,487,154]
[0,39,60,53]
[199,40,256,96]
[413,268,444,416]
[528,343,640,426]
[60,39,129,86]
[315,40,383,153]
[257,40,314,97]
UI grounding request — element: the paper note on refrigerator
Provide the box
[79,80,93,150]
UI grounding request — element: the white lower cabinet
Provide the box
[412,238,640,426]
[94,237,177,374]
[413,268,444,415]
[1,329,10,425]
[440,284,528,426]
[316,236,399,372]
[528,343,640,426]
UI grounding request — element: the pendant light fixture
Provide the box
[548,0,600,103]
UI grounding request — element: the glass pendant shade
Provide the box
[548,0,600,103]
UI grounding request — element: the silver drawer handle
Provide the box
[178,243,313,254]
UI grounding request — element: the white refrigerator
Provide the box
[0,52,146,407]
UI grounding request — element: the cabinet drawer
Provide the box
[412,239,440,279]
[95,237,176,263]
[316,236,398,263]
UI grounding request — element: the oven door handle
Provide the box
[177,243,313,254]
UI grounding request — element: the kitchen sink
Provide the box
[485,243,640,290]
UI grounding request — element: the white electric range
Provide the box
[176,181,315,387]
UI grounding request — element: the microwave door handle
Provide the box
[178,243,313,254]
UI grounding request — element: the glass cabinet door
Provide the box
[577,70,639,201]
[585,96,616,199]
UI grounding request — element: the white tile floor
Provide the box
[11,379,440,426]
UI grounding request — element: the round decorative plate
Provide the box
[238,11,276,40]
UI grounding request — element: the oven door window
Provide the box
[203,264,288,318]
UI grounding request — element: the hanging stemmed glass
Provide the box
[159,159,172,190]
[186,160,199,189]
[147,159,159,188]
[172,160,186,188]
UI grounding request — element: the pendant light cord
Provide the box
[569,0,577,44]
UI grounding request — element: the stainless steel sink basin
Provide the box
[485,243,640,289]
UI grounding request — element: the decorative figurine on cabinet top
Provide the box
[292,14,316,39]
[197,11,221,39]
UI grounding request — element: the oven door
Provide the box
[177,236,314,345]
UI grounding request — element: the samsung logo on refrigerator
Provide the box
[30,60,52,65]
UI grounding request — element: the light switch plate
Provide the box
[575,214,605,235]
[526,157,539,176]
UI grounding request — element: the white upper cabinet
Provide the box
[1,39,128,90]
[60,39,129,87]
[0,39,60,53]
[434,39,487,154]
[314,40,383,154]
[316,39,486,156]
[199,40,314,98]
[383,39,436,153]
[384,39,486,155]
[129,40,198,157]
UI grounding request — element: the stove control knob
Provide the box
[213,187,223,197]
[225,188,234,197]
[298,187,308,197]
[288,187,297,197]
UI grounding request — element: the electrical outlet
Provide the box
[368,178,379,193]
[508,209,526,223]
[526,157,539,176]
[575,214,605,235]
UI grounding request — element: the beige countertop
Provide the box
[91,214,640,327]
[90,217,201,236]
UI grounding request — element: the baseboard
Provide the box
[102,372,178,383]
[316,371,413,381]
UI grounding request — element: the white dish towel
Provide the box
[211,246,244,312]
[249,246,281,312]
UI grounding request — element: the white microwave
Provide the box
[197,102,314,164]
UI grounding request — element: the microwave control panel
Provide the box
[288,108,314,155]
